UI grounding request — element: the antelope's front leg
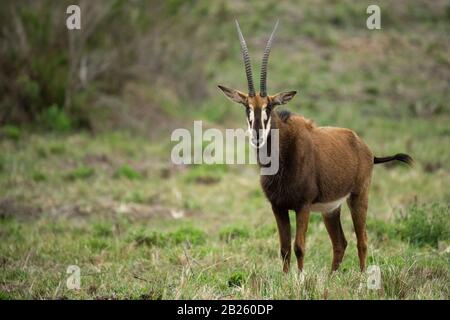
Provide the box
[294,206,310,271]
[272,206,291,273]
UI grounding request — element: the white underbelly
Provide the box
[310,194,349,213]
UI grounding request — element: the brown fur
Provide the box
[218,87,413,273]
[261,112,374,210]
[261,109,375,273]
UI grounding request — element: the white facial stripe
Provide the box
[262,116,271,141]
[247,107,271,148]
[261,109,268,128]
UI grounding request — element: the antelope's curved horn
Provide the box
[235,20,255,97]
[260,20,279,97]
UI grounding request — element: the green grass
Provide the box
[1,125,21,141]
[0,130,448,299]
[114,165,142,180]
[0,201,448,299]
[398,204,450,248]
[1,0,449,300]
[0,102,449,299]
[65,166,95,181]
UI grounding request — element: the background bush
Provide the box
[398,203,450,248]
[0,0,218,129]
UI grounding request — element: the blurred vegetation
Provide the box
[398,203,450,247]
[0,0,449,299]
[367,203,450,248]
[0,0,218,130]
[1,0,448,133]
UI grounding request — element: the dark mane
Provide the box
[276,109,292,123]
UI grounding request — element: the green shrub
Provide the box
[168,226,206,245]
[1,125,21,140]
[18,75,40,103]
[31,171,47,182]
[36,143,66,159]
[66,166,95,181]
[114,165,141,180]
[367,204,449,247]
[255,224,277,238]
[397,204,450,248]
[0,290,13,300]
[88,238,109,251]
[228,271,247,288]
[219,225,250,242]
[367,218,399,242]
[38,105,72,132]
[92,222,113,238]
[1,1,211,130]
[129,226,207,247]
[130,229,167,247]
[0,221,24,241]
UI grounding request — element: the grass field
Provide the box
[1,118,449,299]
[1,0,449,299]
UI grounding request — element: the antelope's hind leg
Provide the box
[347,191,369,272]
[322,206,347,272]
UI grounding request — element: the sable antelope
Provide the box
[218,21,413,273]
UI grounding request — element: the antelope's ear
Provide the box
[217,85,248,105]
[270,91,297,106]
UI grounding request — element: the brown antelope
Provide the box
[218,21,413,273]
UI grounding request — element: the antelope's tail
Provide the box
[374,153,414,166]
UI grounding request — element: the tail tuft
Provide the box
[374,153,414,166]
[394,153,414,166]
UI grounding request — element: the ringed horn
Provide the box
[235,20,256,97]
[234,20,280,97]
[260,20,279,97]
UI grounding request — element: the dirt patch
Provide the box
[114,202,198,221]
[0,195,200,222]
[423,161,442,173]
[194,176,221,185]
[83,153,112,167]
[49,197,201,221]
[159,163,188,179]
[0,198,41,220]
[49,204,95,219]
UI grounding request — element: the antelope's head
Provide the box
[218,20,297,148]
